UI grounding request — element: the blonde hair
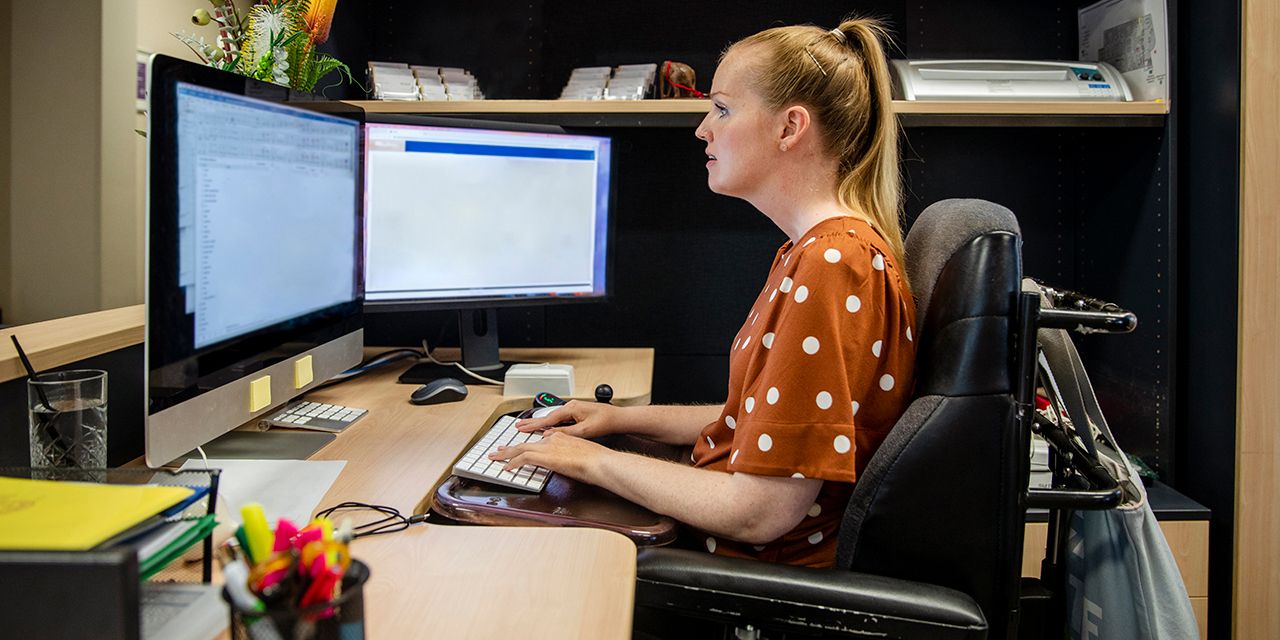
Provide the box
[728,18,907,286]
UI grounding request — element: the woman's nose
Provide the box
[695,118,711,141]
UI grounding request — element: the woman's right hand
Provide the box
[514,400,622,439]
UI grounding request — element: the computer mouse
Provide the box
[410,377,468,405]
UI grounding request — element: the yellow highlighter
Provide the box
[240,503,273,565]
[314,516,338,565]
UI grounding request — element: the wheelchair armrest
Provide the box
[636,548,988,640]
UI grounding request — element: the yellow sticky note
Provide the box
[294,355,314,389]
[249,375,272,412]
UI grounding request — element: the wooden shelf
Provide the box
[0,305,144,384]
[345,99,1169,128]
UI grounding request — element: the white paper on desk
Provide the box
[1079,0,1169,101]
[177,459,346,528]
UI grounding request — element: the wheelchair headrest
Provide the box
[905,199,1021,334]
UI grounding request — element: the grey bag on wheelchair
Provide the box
[1033,285,1199,639]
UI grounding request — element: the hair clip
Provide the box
[805,49,828,77]
[830,28,848,45]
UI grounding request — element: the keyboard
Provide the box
[452,415,552,492]
[261,401,367,433]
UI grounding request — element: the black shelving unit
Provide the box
[349,1,1180,475]
[328,2,1242,637]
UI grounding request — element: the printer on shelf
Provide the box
[891,59,1133,101]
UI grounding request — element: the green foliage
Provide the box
[178,0,351,94]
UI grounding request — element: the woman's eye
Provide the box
[716,105,728,117]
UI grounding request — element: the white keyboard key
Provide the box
[269,401,367,433]
[451,415,553,492]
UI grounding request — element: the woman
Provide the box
[489,18,916,569]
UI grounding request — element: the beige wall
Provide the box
[8,3,107,323]
[0,0,12,323]
[102,0,140,311]
[0,0,255,324]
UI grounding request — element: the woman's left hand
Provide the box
[487,431,614,483]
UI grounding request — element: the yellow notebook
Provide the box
[0,477,194,550]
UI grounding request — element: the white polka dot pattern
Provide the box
[706,537,717,553]
[834,435,852,454]
[816,391,833,410]
[694,216,917,567]
[802,336,820,354]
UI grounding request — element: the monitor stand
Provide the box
[399,308,518,385]
[175,430,336,463]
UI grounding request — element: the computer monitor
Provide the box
[144,55,364,467]
[362,117,613,383]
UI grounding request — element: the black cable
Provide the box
[305,348,425,393]
[315,501,429,539]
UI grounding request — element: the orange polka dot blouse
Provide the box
[690,215,917,568]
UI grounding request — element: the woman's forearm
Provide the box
[620,404,725,445]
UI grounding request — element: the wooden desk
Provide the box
[225,347,652,639]
[303,347,652,515]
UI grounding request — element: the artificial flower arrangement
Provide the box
[173,0,351,92]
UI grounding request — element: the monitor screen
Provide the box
[362,122,611,307]
[176,83,360,349]
[146,55,364,466]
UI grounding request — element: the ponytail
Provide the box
[728,18,908,291]
[832,19,904,283]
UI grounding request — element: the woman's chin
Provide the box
[706,176,733,197]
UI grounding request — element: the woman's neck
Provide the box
[750,168,862,244]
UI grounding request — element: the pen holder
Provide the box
[223,559,369,640]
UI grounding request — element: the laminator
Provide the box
[891,59,1133,101]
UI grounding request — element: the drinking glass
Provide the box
[28,369,108,469]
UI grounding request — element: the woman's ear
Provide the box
[778,105,812,151]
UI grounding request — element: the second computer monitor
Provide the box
[362,119,612,381]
